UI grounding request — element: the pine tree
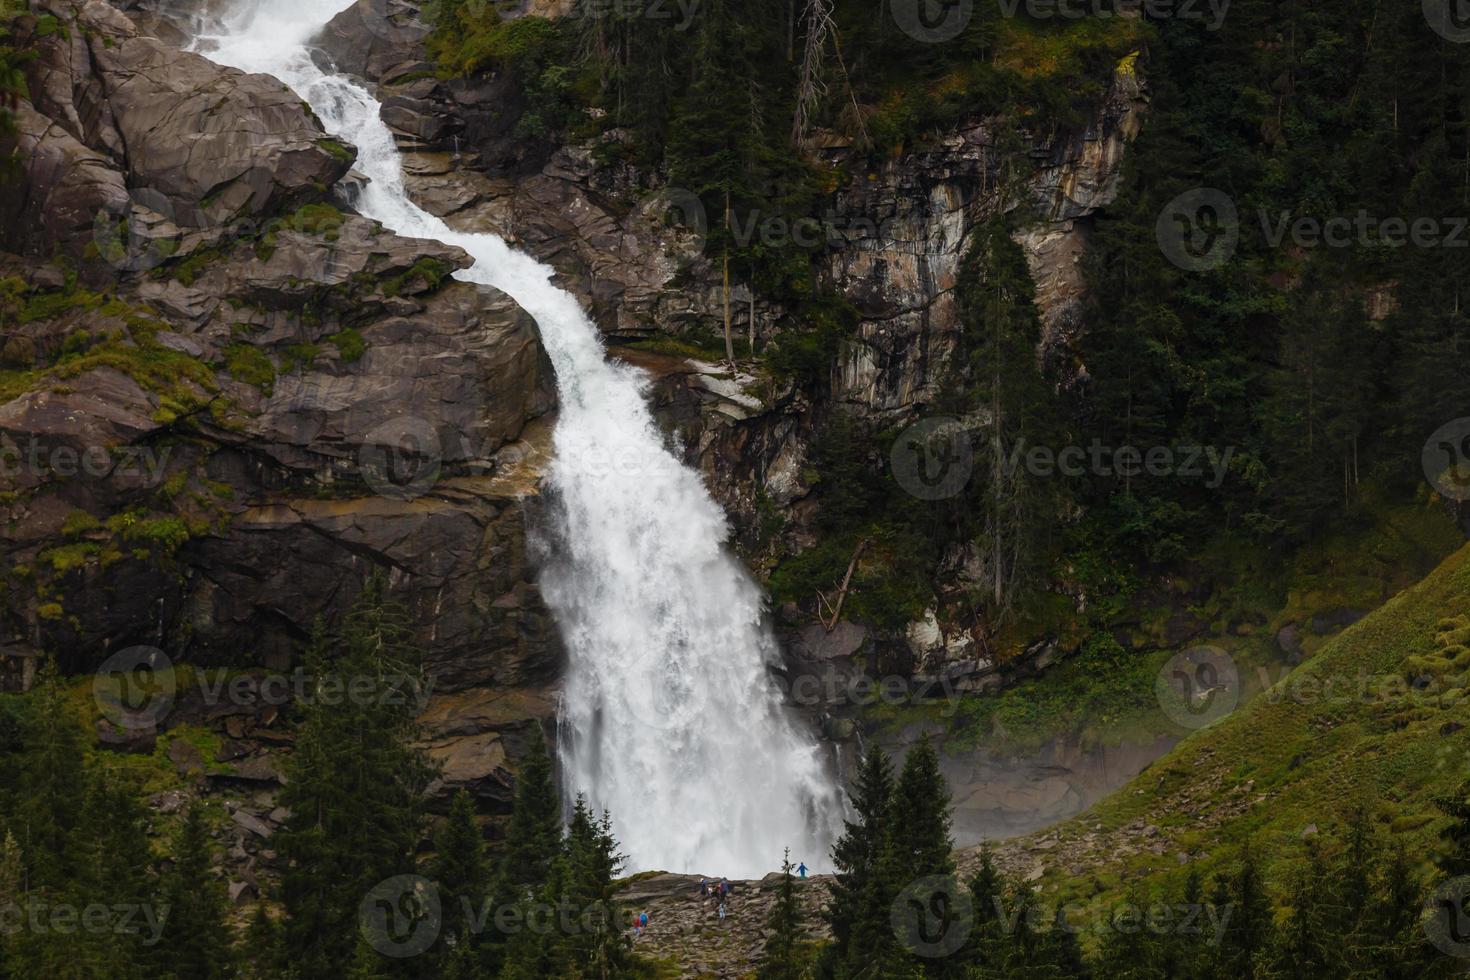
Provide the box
[553,796,628,978]
[964,847,1009,972]
[758,849,806,980]
[497,732,561,894]
[950,217,1064,611]
[277,579,438,976]
[157,802,235,979]
[433,789,493,961]
[239,904,283,980]
[823,744,898,975]
[0,830,19,980]
[1211,850,1272,978]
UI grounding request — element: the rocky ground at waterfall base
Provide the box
[616,872,832,978]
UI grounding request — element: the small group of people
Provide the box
[631,910,649,938]
[698,876,733,920]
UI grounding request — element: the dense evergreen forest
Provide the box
[9,582,1470,978]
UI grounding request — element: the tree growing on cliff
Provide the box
[950,217,1064,613]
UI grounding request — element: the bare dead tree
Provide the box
[791,0,834,148]
[723,192,736,370]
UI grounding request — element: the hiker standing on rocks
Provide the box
[718,901,727,921]
[797,862,807,879]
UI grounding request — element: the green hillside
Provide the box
[1005,540,1470,915]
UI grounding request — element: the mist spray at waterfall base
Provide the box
[196,0,842,877]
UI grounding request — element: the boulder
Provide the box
[5,0,353,263]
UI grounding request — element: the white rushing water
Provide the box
[196,0,840,877]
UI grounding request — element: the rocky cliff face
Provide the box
[0,0,561,810]
[1,0,1153,850]
[309,0,1145,671]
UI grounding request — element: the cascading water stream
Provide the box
[195,0,841,877]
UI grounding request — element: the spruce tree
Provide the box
[888,737,959,976]
[433,789,493,961]
[497,732,561,893]
[950,217,1063,610]
[964,847,1009,972]
[0,830,18,980]
[890,737,953,879]
[239,905,282,980]
[1211,850,1271,978]
[276,579,438,976]
[758,849,806,980]
[1434,778,1470,878]
[553,796,628,978]
[1269,837,1354,977]
[157,802,235,979]
[824,744,898,975]
[12,662,88,885]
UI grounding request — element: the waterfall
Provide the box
[196,0,840,877]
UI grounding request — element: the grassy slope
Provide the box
[992,535,1470,918]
